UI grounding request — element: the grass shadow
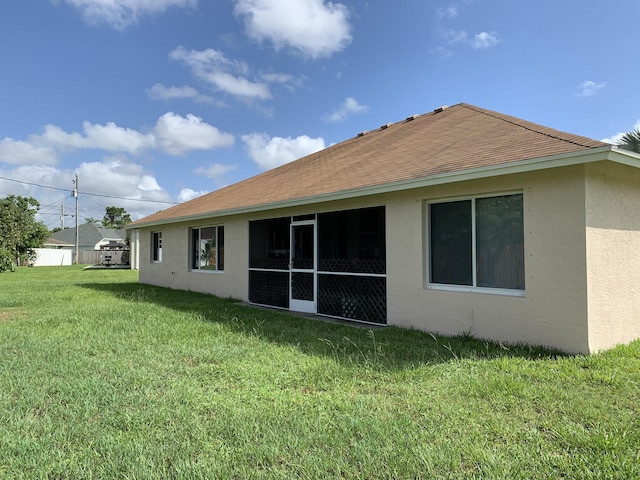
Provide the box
[80,281,568,369]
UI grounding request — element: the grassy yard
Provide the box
[0,266,638,479]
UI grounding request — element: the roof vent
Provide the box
[433,105,449,114]
[380,123,393,129]
[406,114,420,121]
[357,130,368,137]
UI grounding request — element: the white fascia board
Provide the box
[131,146,639,229]
[607,145,640,166]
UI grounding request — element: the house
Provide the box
[49,223,126,251]
[126,103,640,354]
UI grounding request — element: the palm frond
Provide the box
[617,128,640,153]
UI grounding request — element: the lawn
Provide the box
[0,266,638,479]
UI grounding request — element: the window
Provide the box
[429,193,524,291]
[151,231,162,262]
[191,225,224,271]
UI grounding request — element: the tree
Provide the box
[0,195,49,271]
[617,128,640,153]
[84,217,100,224]
[102,206,132,229]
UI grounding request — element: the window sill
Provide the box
[427,283,525,298]
[189,269,224,274]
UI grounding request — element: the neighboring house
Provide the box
[126,103,640,354]
[43,238,76,249]
[49,223,126,251]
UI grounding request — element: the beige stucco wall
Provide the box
[585,162,640,352]
[137,214,250,301]
[385,165,591,353]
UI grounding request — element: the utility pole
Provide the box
[60,200,75,230]
[73,174,79,264]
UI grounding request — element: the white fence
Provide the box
[33,248,73,267]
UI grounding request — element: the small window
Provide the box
[191,225,224,272]
[429,193,524,291]
[151,231,162,263]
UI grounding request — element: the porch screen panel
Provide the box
[317,206,387,324]
[291,272,314,301]
[249,217,290,270]
[249,217,291,309]
[317,274,386,324]
[318,206,386,274]
[249,270,289,309]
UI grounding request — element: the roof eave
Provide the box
[128,145,630,230]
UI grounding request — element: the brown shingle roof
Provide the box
[130,103,608,227]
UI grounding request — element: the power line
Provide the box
[0,175,178,205]
[0,175,70,192]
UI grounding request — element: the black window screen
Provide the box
[430,200,473,286]
[318,206,385,274]
[249,217,291,270]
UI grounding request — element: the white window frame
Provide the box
[426,191,525,297]
[190,225,224,273]
[151,231,162,263]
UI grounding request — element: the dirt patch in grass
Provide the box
[0,309,28,322]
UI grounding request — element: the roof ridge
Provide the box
[459,103,600,149]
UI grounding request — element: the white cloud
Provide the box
[75,157,175,221]
[193,163,237,179]
[0,113,234,168]
[233,0,352,58]
[146,83,219,105]
[0,160,173,228]
[38,125,88,150]
[53,0,198,30]
[242,132,325,170]
[443,29,468,44]
[576,80,607,97]
[153,112,234,155]
[261,72,305,91]
[81,121,156,154]
[147,83,200,100]
[178,188,208,202]
[601,119,640,145]
[324,97,368,122]
[471,31,499,49]
[0,138,58,165]
[433,3,499,55]
[34,122,155,154]
[207,71,271,99]
[138,175,162,191]
[170,46,272,101]
[193,163,237,183]
[437,5,458,19]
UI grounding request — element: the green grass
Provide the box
[0,266,639,479]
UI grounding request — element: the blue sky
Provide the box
[1,0,638,228]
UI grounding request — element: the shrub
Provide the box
[0,249,15,272]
